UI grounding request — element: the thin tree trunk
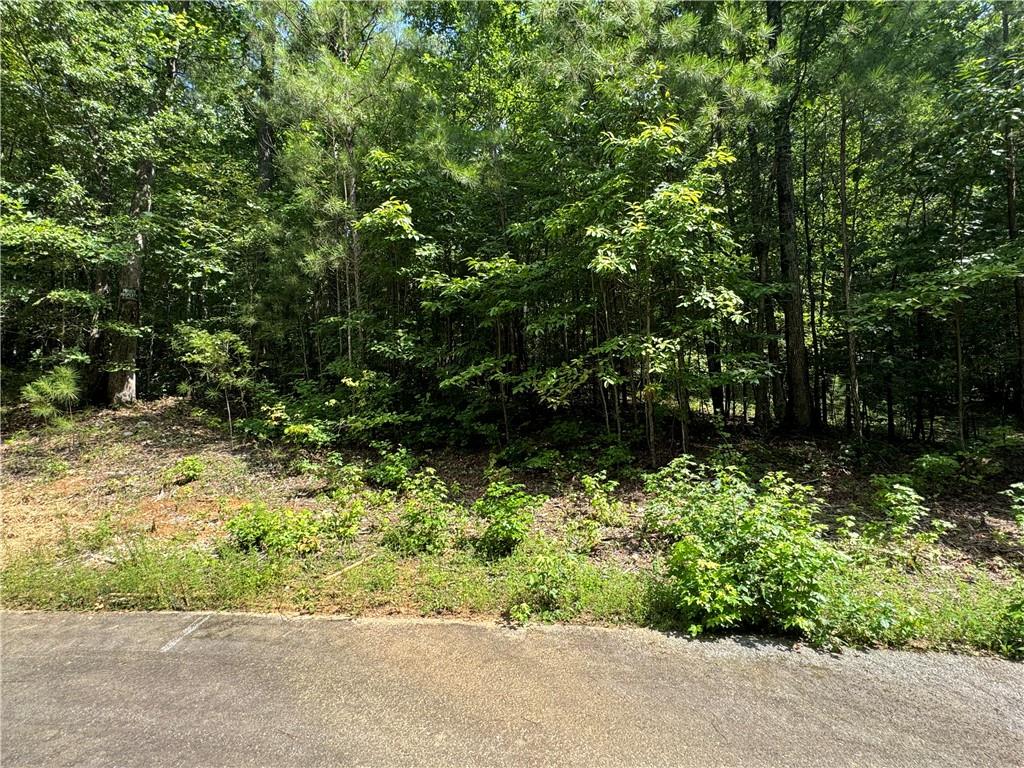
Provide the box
[802,106,820,426]
[1005,8,1023,417]
[256,51,275,192]
[107,52,178,404]
[706,332,724,415]
[643,284,656,466]
[840,97,862,440]
[954,305,965,450]
[768,0,813,430]
[748,124,774,431]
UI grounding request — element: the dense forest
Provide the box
[2,0,1023,455]
[4,1,1024,658]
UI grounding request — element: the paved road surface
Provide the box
[2,611,1021,767]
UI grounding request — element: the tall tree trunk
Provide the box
[768,0,813,430]
[748,124,778,430]
[107,55,177,404]
[801,107,821,427]
[954,305,966,450]
[706,331,725,415]
[1004,8,1023,416]
[643,280,656,466]
[839,97,862,440]
[256,51,275,192]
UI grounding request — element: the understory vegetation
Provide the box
[2,402,1022,658]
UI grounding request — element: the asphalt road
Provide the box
[2,611,1021,767]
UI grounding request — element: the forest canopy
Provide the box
[2,0,1023,457]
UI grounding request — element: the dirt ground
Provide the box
[1,399,319,559]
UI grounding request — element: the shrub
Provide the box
[1001,482,1024,531]
[580,471,628,526]
[366,442,418,490]
[523,448,563,472]
[871,476,928,537]
[997,588,1024,660]
[474,481,546,558]
[383,469,455,554]
[21,365,80,425]
[226,503,358,556]
[564,517,601,554]
[593,442,633,474]
[323,453,365,493]
[910,453,960,493]
[282,422,333,447]
[165,456,205,485]
[172,325,253,434]
[512,540,576,616]
[644,458,840,637]
[524,552,571,613]
[866,476,952,568]
[227,504,320,555]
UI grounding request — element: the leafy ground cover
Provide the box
[2,399,1022,658]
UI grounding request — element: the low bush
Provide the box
[910,453,960,494]
[644,458,841,637]
[366,442,418,490]
[164,455,205,485]
[473,480,546,558]
[507,538,577,618]
[226,503,358,556]
[383,469,456,554]
[863,477,953,568]
[580,472,628,526]
[564,517,601,554]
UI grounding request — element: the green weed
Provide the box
[473,480,545,558]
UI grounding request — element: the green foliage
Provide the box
[172,326,253,431]
[3,0,1024,663]
[564,517,601,555]
[20,366,80,424]
[870,477,930,538]
[1002,483,1024,531]
[580,472,628,527]
[910,454,961,494]
[164,456,205,485]
[473,481,546,558]
[818,563,1023,654]
[997,588,1024,660]
[862,476,953,568]
[645,459,841,637]
[383,469,456,554]
[366,442,418,490]
[512,539,577,617]
[226,503,358,556]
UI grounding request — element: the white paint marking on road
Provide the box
[159,614,212,653]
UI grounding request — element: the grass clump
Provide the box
[1,539,286,611]
[819,563,1023,655]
